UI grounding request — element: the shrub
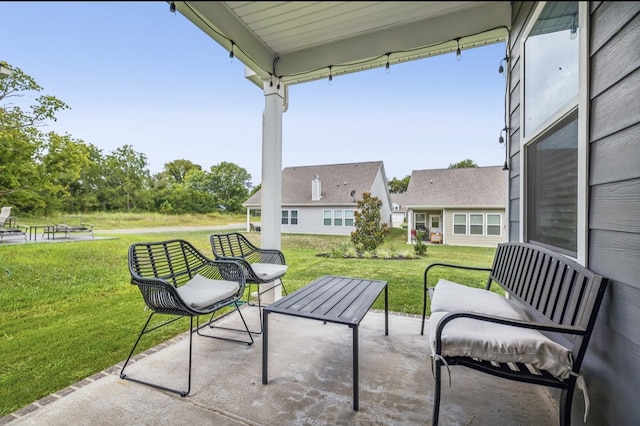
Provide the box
[414,240,428,255]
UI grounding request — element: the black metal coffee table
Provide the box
[262,275,388,411]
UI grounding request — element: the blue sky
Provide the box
[2,1,507,186]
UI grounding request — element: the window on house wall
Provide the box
[470,214,483,235]
[487,214,502,236]
[281,210,298,225]
[323,210,332,226]
[523,1,583,258]
[415,213,427,230]
[345,210,354,226]
[333,210,343,226]
[453,214,467,234]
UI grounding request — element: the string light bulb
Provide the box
[385,53,391,74]
[229,41,235,61]
[328,65,333,83]
[169,2,176,13]
[455,38,462,61]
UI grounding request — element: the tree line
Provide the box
[0,62,254,216]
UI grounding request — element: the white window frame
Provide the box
[519,1,588,265]
[345,210,354,227]
[469,214,484,235]
[487,213,502,236]
[323,209,355,227]
[323,209,332,226]
[281,209,298,225]
[453,213,467,235]
[333,209,343,226]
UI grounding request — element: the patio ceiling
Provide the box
[174,1,511,87]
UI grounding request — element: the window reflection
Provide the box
[524,2,579,137]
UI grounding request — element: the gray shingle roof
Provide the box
[244,161,385,206]
[403,166,506,208]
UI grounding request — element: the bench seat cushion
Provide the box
[176,274,240,309]
[250,263,288,281]
[428,311,573,380]
[430,279,526,320]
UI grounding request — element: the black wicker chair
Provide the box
[210,232,288,334]
[120,239,253,397]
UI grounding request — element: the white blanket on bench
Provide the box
[428,279,573,380]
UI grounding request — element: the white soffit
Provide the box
[175,1,510,86]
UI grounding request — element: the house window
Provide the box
[523,1,584,259]
[281,210,298,225]
[487,214,501,236]
[415,213,427,231]
[470,214,483,235]
[345,210,354,226]
[323,210,332,226]
[333,210,343,226]
[453,214,467,235]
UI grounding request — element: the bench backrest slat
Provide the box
[488,242,607,364]
[487,243,608,373]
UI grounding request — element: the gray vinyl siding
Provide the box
[509,2,640,424]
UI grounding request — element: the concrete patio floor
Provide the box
[3,307,559,425]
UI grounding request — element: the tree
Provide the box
[448,159,478,169]
[351,192,389,252]
[389,175,410,193]
[101,145,151,211]
[38,133,94,215]
[162,159,202,184]
[0,62,70,212]
[208,162,252,213]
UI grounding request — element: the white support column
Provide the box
[260,80,285,303]
[407,209,414,244]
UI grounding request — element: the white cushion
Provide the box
[176,274,240,309]
[430,279,526,320]
[250,263,287,281]
[428,311,573,380]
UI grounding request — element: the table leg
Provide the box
[352,324,359,411]
[384,284,389,335]
[262,310,269,385]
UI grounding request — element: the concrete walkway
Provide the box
[2,307,559,425]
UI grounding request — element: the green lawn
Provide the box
[0,223,496,416]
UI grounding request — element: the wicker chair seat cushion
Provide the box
[430,279,526,319]
[250,263,288,281]
[428,310,573,380]
[176,274,240,309]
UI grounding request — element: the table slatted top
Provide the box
[263,275,387,326]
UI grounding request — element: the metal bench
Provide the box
[422,242,608,426]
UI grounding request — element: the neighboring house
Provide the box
[390,192,410,228]
[244,161,392,236]
[403,166,506,247]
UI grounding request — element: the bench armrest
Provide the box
[424,262,492,289]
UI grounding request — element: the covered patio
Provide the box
[3,306,558,425]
